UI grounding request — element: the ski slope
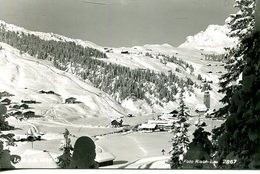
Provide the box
[0,43,127,127]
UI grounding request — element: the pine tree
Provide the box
[0,105,13,131]
[183,123,213,169]
[226,0,255,39]
[170,88,190,169]
[214,32,260,169]
[57,128,73,168]
[217,0,256,119]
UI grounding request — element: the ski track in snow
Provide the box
[6,50,125,117]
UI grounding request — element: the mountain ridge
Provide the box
[179,24,238,54]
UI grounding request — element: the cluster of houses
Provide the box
[0,89,82,120]
[9,110,40,120]
[0,91,42,120]
[138,110,180,132]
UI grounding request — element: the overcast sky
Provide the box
[0,0,237,47]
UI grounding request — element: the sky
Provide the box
[0,0,237,47]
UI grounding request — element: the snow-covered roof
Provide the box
[195,104,207,112]
[159,113,178,121]
[95,152,115,163]
[139,124,157,129]
[148,120,175,125]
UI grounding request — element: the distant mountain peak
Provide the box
[179,25,238,54]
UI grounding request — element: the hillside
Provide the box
[0,42,126,127]
[0,20,228,117]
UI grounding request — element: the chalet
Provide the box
[65,97,77,104]
[138,124,157,132]
[0,98,11,105]
[46,91,55,94]
[0,91,14,97]
[39,90,45,94]
[21,100,36,104]
[169,110,178,114]
[39,90,56,95]
[147,120,175,131]
[23,111,35,118]
[204,109,215,118]
[19,104,29,110]
[10,104,20,109]
[126,114,133,117]
[111,119,123,128]
[159,113,179,121]
[12,111,23,117]
[169,110,178,116]
[121,50,129,54]
[195,104,208,113]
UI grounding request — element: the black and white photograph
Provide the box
[0,0,259,170]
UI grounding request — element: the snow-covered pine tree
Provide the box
[214,31,260,169]
[169,88,190,169]
[0,105,13,131]
[183,123,213,169]
[57,128,73,168]
[226,0,255,39]
[217,0,256,118]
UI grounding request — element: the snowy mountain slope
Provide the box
[0,20,226,115]
[0,20,103,51]
[0,43,127,126]
[179,25,238,53]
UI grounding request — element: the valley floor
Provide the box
[4,112,224,169]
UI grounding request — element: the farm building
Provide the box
[0,98,11,105]
[121,50,129,54]
[138,124,157,132]
[12,111,22,116]
[169,110,178,115]
[147,120,175,131]
[10,104,20,109]
[0,91,14,97]
[19,104,29,109]
[23,111,35,118]
[39,90,56,95]
[21,100,36,104]
[195,104,208,113]
[126,114,133,117]
[159,113,179,120]
[46,91,55,94]
[65,97,77,104]
[111,119,123,128]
